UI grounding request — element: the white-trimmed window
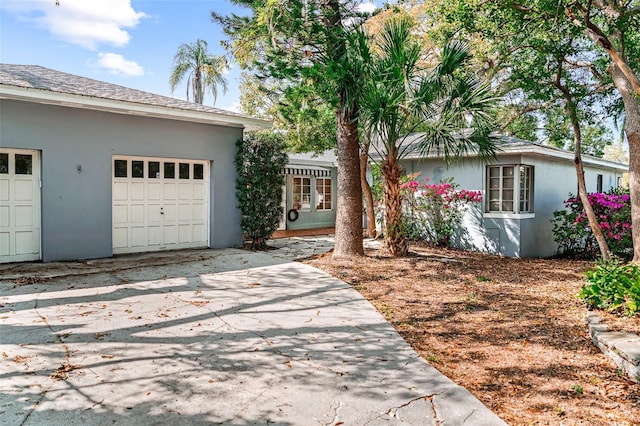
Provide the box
[293,177,311,211]
[487,165,534,214]
[315,178,332,210]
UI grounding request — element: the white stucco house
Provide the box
[398,135,628,257]
[0,64,269,263]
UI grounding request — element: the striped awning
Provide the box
[283,165,332,177]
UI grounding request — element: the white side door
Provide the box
[0,149,41,263]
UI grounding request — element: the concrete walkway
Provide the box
[0,239,506,425]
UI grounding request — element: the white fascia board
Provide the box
[0,85,272,130]
[502,144,628,171]
[398,144,628,172]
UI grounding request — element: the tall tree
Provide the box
[214,1,372,257]
[361,17,499,256]
[439,0,640,261]
[170,39,228,105]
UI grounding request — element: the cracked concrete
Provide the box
[1,241,505,425]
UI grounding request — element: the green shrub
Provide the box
[579,260,640,315]
[235,131,288,250]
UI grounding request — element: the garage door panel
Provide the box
[178,184,191,200]
[114,182,128,201]
[14,180,33,201]
[113,227,128,248]
[179,204,191,221]
[193,204,204,221]
[0,181,8,201]
[163,183,176,200]
[0,233,9,255]
[163,204,176,220]
[0,149,41,263]
[0,206,9,227]
[147,183,161,200]
[113,205,128,224]
[112,156,209,255]
[148,204,161,222]
[15,205,33,227]
[193,183,205,200]
[15,231,37,255]
[193,224,205,241]
[131,204,145,223]
[131,227,146,247]
[148,226,161,246]
[131,183,145,201]
[163,226,178,244]
[179,225,191,243]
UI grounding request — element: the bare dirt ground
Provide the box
[304,242,640,425]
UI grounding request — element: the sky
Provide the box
[0,0,378,113]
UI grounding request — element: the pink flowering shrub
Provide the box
[552,188,632,260]
[401,175,482,246]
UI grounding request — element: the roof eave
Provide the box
[0,84,272,130]
[396,144,627,171]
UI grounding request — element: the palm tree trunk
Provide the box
[611,64,640,262]
[382,150,408,256]
[333,107,364,257]
[194,68,203,104]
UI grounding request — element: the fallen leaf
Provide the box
[2,352,8,358]
[187,300,209,307]
[13,355,28,364]
[101,355,114,359]
[248,282,261,287]
[51,363,80,381]
[79,311,94,317]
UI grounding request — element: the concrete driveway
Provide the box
[0,240,506,425]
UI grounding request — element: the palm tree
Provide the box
[170,39,228,105]
[361,17,499,256]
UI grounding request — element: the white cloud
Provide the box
[1,0,147,50]
[356,2,377,14]
[97,52,144,76]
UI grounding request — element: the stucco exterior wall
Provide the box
[0,99,243,261]
[403,153,624,258]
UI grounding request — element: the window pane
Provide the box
[132,160,144,178]
[502,201,513,211]
[293,177,311,211]
[15,154,32,175]
[114,159,127,177]
[316,178,332,210]
[179,163,190,179]
[0,153,7,174]
[502,189,513,201]
[489,201,500,211]
[164,162,175,179]
[504,167,514,177]
[193,163,204,180]
[149,161,160,178]
[489,167,500,177]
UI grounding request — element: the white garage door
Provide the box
[0,149,41,263]
[112,155,209,255]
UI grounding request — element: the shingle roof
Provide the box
[0,64,268,127]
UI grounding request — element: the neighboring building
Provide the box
[0,64,269,263]
[278,151,337,231]
[399,135,628,258]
